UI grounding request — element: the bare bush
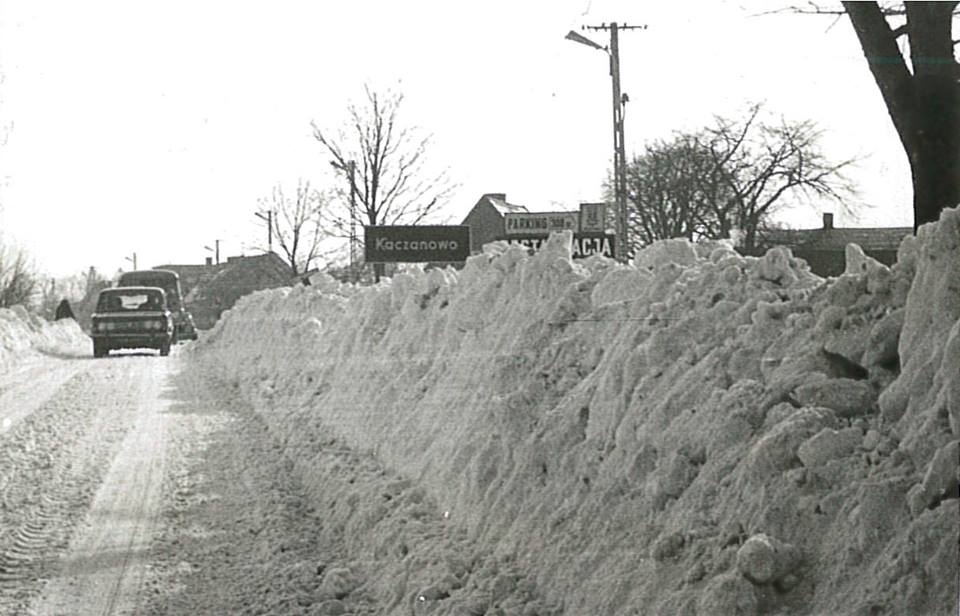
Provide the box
[0,243,39,309]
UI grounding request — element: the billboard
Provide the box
[365,225,471,263]
[504,212,579,236]
[501,233,616,259]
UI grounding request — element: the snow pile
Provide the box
[0,306,90,372]
[192,207,959,615]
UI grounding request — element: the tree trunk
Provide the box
[908,73,960,229]
[844,1,960,232]
[904,2,960,229]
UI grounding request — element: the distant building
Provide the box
[748,213,912,277]
[459,192,616,259]
[155,252,293,329]
[460,193,529,254]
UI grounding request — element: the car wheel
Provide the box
[93,341,107,358]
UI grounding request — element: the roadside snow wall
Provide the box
[193,207,959,616]
[0,306,90,373]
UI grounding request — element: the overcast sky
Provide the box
[0,0,918,277]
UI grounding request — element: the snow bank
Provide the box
[192,208,959,615]
[0,307,90,373]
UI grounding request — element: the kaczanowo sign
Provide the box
[365,225,471,263]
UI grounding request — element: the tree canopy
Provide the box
[619,105,856,250]
[256,180,328,276]
[312,86,455,234]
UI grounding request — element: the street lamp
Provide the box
[565,30,604,51]
[566,24,644,263]
[330,159,358,278]
[254,210,273,253]
[125,252,137,270]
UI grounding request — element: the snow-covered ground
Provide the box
[194,208,959,615]
[0,306,90,371]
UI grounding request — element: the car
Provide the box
[91,286,175,357]
[117,269,197,343]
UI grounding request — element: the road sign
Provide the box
[504,212,579,236]
[365,225,471,263]
[500,233,616,259]
[579,202,607,233]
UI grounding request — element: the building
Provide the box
[460,193,529,254]
[750,213,912,277]
[156,252,293,329]
[459,192,615,259]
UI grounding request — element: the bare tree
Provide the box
[845,2,959,230]
[769,2,960,230]
[616,105,856,251]
[699,104,857,250]
[0,243,38,309]
[311,86,456,238]
[256,179,328,276]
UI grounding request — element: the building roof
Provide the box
[758,225,912,252]
[153,263,221,273]
[156,252,292,273]
[481,193,528,215]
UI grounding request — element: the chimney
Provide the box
[822,212,834,230]
[205,257,213,266]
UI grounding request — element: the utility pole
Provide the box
[204,240,220,265]
[331,159,358,281]
[574,22,646,262]
[125,252,137,270]
[348,161,357,280]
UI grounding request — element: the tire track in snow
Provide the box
[0,357,154,615]
[29,357,170,616]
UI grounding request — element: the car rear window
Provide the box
[98,291,164,312]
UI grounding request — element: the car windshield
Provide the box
[97,291,164,312]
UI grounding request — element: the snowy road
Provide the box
[0,352,170,615]
[0,354,92,436]
[0,350,334,616]
[0,346,556,615]
[0,350,389,616]
[30,355,170,616]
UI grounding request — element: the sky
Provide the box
[0,0,921,277]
